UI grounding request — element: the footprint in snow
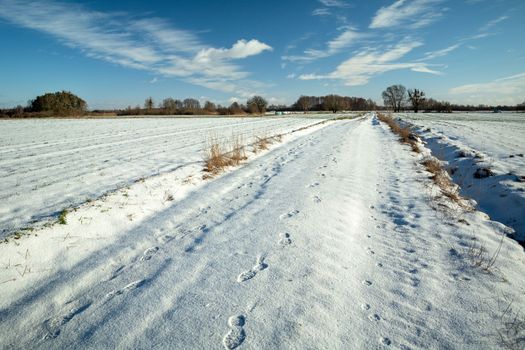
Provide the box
[140,246,159,261]
[279,233,292,246]
[369,314,381,321]
[279,210,299,219]
[306,182,320,188]
[361,304,371,311]
[313,195,322,203]
[362,280,372,286]
[157,234,174,244]
[223,315,246,349]
[106,279,146,299]
[380,337,392,346]
[237,255,268,283]
[42,299,92,339]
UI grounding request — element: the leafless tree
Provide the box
[183,98,200,111]
[228,102,243,115]
[247,96,268,114]
[382,85,407,112]
[323,94,342,113]
[296,96,311,113]
[408,89,426,113]
[204,101,216,113]
[144,97,154,110]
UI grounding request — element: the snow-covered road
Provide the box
[1,116,524,349]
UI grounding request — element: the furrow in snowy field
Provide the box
[1,115,524,349]
[0,116,336,237]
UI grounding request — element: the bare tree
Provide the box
[408,89,426,113]
[323,94,342,113]
[382,85,407,112]
[228,101,243,115]
[162,98,179,113]
[247,96,268,114]
[144,97,154,110]
[296,96,311,113]
[183,98,200,111]
[204,101,216,113]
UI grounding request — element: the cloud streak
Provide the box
[318,0,351,8]
[282,28,369,62]
[448,72,525,105]
[369,0,445,29]
[0,0,272,95]
[298,38,440,86]
[419,44,461,61]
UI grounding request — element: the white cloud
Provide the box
[282,29,368,62]
[195,39,272,62]
[312,8,331,16]
[318,0,350,8]
[370,0,445,29]
[480,15,509,32]
[299,38,440,86]
[0,0,272,95]
[419,44,461,61]
[449,72,525,105]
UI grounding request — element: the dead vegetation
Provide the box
[465,232,505,272]
[421,157,463,204]
[376,112,471,209]
[203,134,249,178]
[498,299,525,350]
[377,113,420,152]
[254,136,272,152]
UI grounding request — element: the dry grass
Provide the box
[498,300,525,350]
[377,113,420,152]
[377,112,470,208]
[203,134,248,177]
[421,156,463,203]
[254,136,272,152]
[229,135,247,165]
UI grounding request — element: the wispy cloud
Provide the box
[298,38,440,86]
[449,72,525,105]
[419,43,461,61]
[283,28,369,62]
[369,0,445,29]
[312,8,331,16]
[0,0,272,95]
[318,0,351,8]
[479,15,509,32]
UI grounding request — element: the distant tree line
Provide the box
[116,95,269,116]
[1,90,524,118]
[382,84,525,113]
[289,95,377,113]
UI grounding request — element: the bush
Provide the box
[29,91,87,116]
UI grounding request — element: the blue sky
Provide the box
[0,0,524,109]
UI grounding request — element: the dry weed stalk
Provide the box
[203,134,248,177]
[377,113,420,152]
[466,232,505,271]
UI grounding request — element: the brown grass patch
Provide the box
[377,113,420,152]
[203,135,248,178]
[254,136,272,152]
[422,156,463,204]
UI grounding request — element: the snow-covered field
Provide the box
[0,116,329,237]
[1,114,524,349]
[396,112,525,242]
